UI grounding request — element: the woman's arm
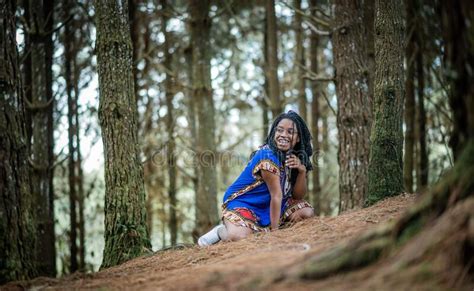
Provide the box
[286,154,307,200]
[261,170,282,230]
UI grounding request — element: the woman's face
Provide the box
[274,118,299,152]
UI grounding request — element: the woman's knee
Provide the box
[300,207,314,219]
[226,228,252,241]
[288,207,314,222]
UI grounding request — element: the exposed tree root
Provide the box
[282,142,474,281]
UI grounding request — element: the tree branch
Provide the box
[24,96,54,112]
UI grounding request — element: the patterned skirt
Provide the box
[222,198,313,232]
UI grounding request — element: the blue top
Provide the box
[222,145,292,227]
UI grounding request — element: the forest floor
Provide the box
[3,193,472,290]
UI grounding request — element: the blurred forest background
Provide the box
[1,0,457,281]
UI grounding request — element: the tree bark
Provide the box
[262,12,270,141]
[95,0,151,268]
[64,0,78,272]
[140,17,156,239]
[184,44,200,229]
[0,0,37,282]
[416,39,428,189]
[25,0,56,277]
[266,0,282,118]
[73,60,86,271]
[161,0,178,246]
[333,0,372,212]
[444,1,474,160]
[366,0,405,205]
[403,0,416,193]
[364,0,375,110]
[294,0,307,121]
[190,0,219,238]
[128,0,140,108]
[309,0,321,214]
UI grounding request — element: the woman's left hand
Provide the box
[286,154,306,173]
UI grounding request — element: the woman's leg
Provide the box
[219,219,253,242]
[287,207,314,223]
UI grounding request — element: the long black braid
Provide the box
[258,110,313,187]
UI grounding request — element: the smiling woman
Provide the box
[198,111,315,246]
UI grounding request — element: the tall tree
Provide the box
[74,78,86,271]
[266,0,282,118]
[64,0,78,272]
[333,0,373,211]
[139,15,156,238]
[161,0,178,245]
[309,0,321,214]
[262,12,270,141]
[24,0,56,276]
[366,0,405,205]
[403,0,416,193]
[0,0,37,282]
[184,44,200,234]
[444,1,473,160]
[294,0,307,121]
[128,0,140,108]
[364,0,375,105]
[416,11,428,189]
[190,0,219,238]
[95,0,151,268]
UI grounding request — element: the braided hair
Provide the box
[264,110,313,186]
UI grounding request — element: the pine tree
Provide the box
[189,0,219,238]
[0,0,37,282]
[24,0,56,276]
[366,0,405,205]
[95,0,151,268]
[333,0,373,211]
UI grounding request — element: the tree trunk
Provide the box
[294,0,307,121]
[0,0,37,282]
[23,0,33,145]
[95,0,151,268]
[416,41,428,189]
[333,0,372,212]
[140,18,156,239]
[73,62,86,271]
[262,13,270,141]
[184,45,200,229]
[43,0,56,277]
[266,0,282,118]
[128,0,140,108]
[403,0,416,193]
[262,97,270,141]
[309,0,321,215]
[64,0,78,271]
[26,0,56,277]
[161,0,178,246]
[364,0,375,110]
[444,2,473,160]
[366,0,405,205]
[190,0,219,238]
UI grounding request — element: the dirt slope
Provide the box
[4,193,468,290]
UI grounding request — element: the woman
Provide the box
[198,111,314,246]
